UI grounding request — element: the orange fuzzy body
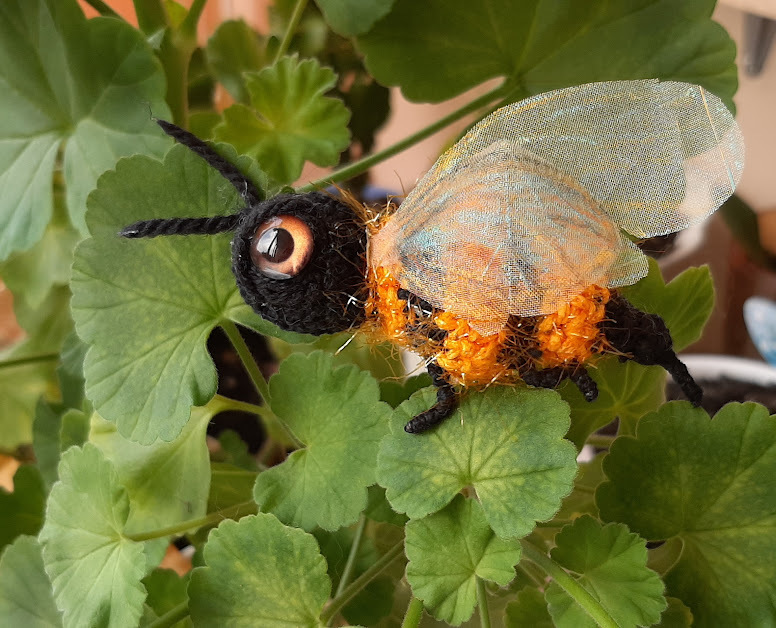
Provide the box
[366,267,611,386]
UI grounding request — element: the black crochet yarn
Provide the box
[120,214,242,238]
[601,294,703,405]
[403,362,459,433]
[232,192,368,335]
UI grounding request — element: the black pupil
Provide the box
[257,228,294,263]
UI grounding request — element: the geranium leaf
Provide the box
[39,444,146,628]
[658,597,694,627]
[141,569,191,627]
[561,358,666,446]
[378,387,577,539]
[0,465,46,551]
[206,20,267,104]
[315,0,396,36]
[0,0,170,259]
[70,144,288,444]
[0,536,62,627]
[504,587,554,628]
[405,495,521,625]
[556,453,605,520]
[253,351,391,530]
[89,406,213,533]
[357,0,736,107]
[545,516,666,627]
[622,259,714,352]
[214,56,351,184]
[597,402,776,626]
[188,513,330,626]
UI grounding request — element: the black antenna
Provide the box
[120,120,263,239]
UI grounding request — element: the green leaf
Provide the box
[504,587,554,628]
[214,55,351,184]
[378,387,577,539]
[0,0,171,259]
[142,569,191,627]
[379,374,432,409]
[0,465,46,551]
[658,597,694,628]
[357,0,737,107]
[70,144,276,444]
[556,452,605,520]
[39,444,146,628]
[11,285,73,355]
[365,484,408,526]
[89,406,212,533]
[0,190,80,309]
[561,358,666,446]
[545,516,666,628]
[206,19,267,104]
[0,346,57,450]
[343,76,390,153]
[33,400,65,488]
[315,0,396,36]
[208,462,259,514]
[596,402,776,627]
[56,331,87,410]
[188,513,330,626]
[0,536,62,627]
[254,351,391,530]
[405,495,521,625]
[622,259,715,352]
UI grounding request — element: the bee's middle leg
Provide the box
[523,365,599,402]
[404,362,458,434]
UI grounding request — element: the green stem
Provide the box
[320,540,404,624]
[536,518,575,528]
[273,0,308,63]
[334,515,367,599]
[298,84,507,192]
[517,561,546,588]
[476,577,491,628]
[401,597,424,628]
[146,601,189,628]
[127,500,255,542]
[587,433,616,448]
[213,394,266,418]
[180,0,208,40]
[220,320,271,403]
[133,0,168,33]
[521,541,618,628]
[82,0,124,19]
[0,353,59,369]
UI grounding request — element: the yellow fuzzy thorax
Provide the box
[365,267,610,386]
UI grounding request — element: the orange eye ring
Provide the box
[250,215,314,279]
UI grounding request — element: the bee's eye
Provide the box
[250,215,314,279]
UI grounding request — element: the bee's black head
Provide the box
[120,120,368,336]
[232,192,368,335]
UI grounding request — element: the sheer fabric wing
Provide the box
[371,142,647,333]
[418,79,744,238]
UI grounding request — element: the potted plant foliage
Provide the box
[1,1,774,627]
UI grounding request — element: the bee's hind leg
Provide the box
[601,295,702,405]
[404,363,458,434]
[522,366,599,402]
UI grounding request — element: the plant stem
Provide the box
[320,540,405,624]
[0,353,59,369]
[476,577,491,628]
[180,0,208,40]
[220,320,271,403]
[520,541,618,628]
[334,515,367,599]
[213,394,266,418]
[298,84,507,193]
[401,597,424,628]
[146,601,189,628]
[273,0,308,63]
[126,500,255,542]
[83,0,124,19]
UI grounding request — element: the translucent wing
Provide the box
[370,80,743,332]
[371,142,647,334]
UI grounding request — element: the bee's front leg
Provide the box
[404,363,459,434]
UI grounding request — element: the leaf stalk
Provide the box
[146,601,189,628]
[273,0,308,63]
[401,597,424,628]
[126,500,256,542]
[476,577,492,628]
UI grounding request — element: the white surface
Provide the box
[680,354,776,384]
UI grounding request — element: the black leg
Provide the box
[523,366,599,402]
[601,295,702,405]
[404,363,459,434]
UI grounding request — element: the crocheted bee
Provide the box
[122,79,743,433]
